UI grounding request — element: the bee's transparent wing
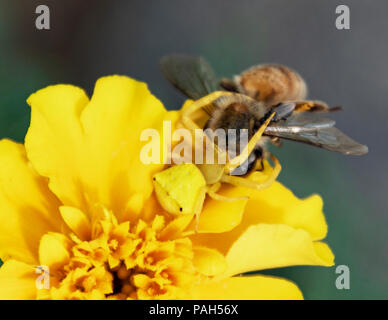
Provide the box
[265,113,368,155]
[160,54,219,100]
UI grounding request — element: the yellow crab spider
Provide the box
[153,91,281,231]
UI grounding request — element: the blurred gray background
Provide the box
[0,0,387,299]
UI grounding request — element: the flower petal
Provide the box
[189,184,252,234]
[187,161,275,234]
[193,246,227,277]
[159,214,194,240]
[190,177,333,274]
[0,260,37,299]
[60,206,91,241]
[244,179,328,240]
[25,84,89,210]
[25,76,173,221]
[80,76,169,221]
[191,275,303,300]
[224,224,334,277]
[0,140,62,264]
[39,233,72,272]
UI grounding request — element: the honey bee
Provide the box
[160,54,368,174]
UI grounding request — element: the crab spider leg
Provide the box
[221,154,282,190]
[266,153,282,178]
[181,115,224,164]
[182,91,235,119]
[193,186,207,233]
[224,112,276,174]
[207,183,249,202]
[181,91,235,163]
[181,91,234,132]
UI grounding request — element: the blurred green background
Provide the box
[0,0,386,299]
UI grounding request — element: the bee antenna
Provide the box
[219,78,239,92]
[328,106,343,112]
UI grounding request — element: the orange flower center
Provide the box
[46,212,196,300]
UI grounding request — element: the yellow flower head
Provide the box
[0,76,334,300]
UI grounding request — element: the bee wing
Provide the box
[160,54,219,100]
[273,113,337,129]
[265,114,368,155]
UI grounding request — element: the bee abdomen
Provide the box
[236,64,307,106]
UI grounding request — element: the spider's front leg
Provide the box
[221,154,281,191]
[180,91,234,165]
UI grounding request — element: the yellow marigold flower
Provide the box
[0,75,334,300]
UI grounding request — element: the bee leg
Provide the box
[269,137,283,148]
[207,183,249,202]
[221,154,281,190]
[255,158,264,171]
[224,112,276,174]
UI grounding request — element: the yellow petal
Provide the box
[187,161,273,234]
[224,224,334,277]
[25,84,89,210]
[140,192,164,222]
[124,193,145,222]
[0,140,62,264]
[0,260,37,299]
[26,76,172,221]
[191,275,303,300]
[159,214,194,240]
[245,179,328,240]
[193,246,227,277]
[80,76,170,221]
[60,206,91,241]
[189,183,251,234]
[191,177,331,265]
[39,232,71,272]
